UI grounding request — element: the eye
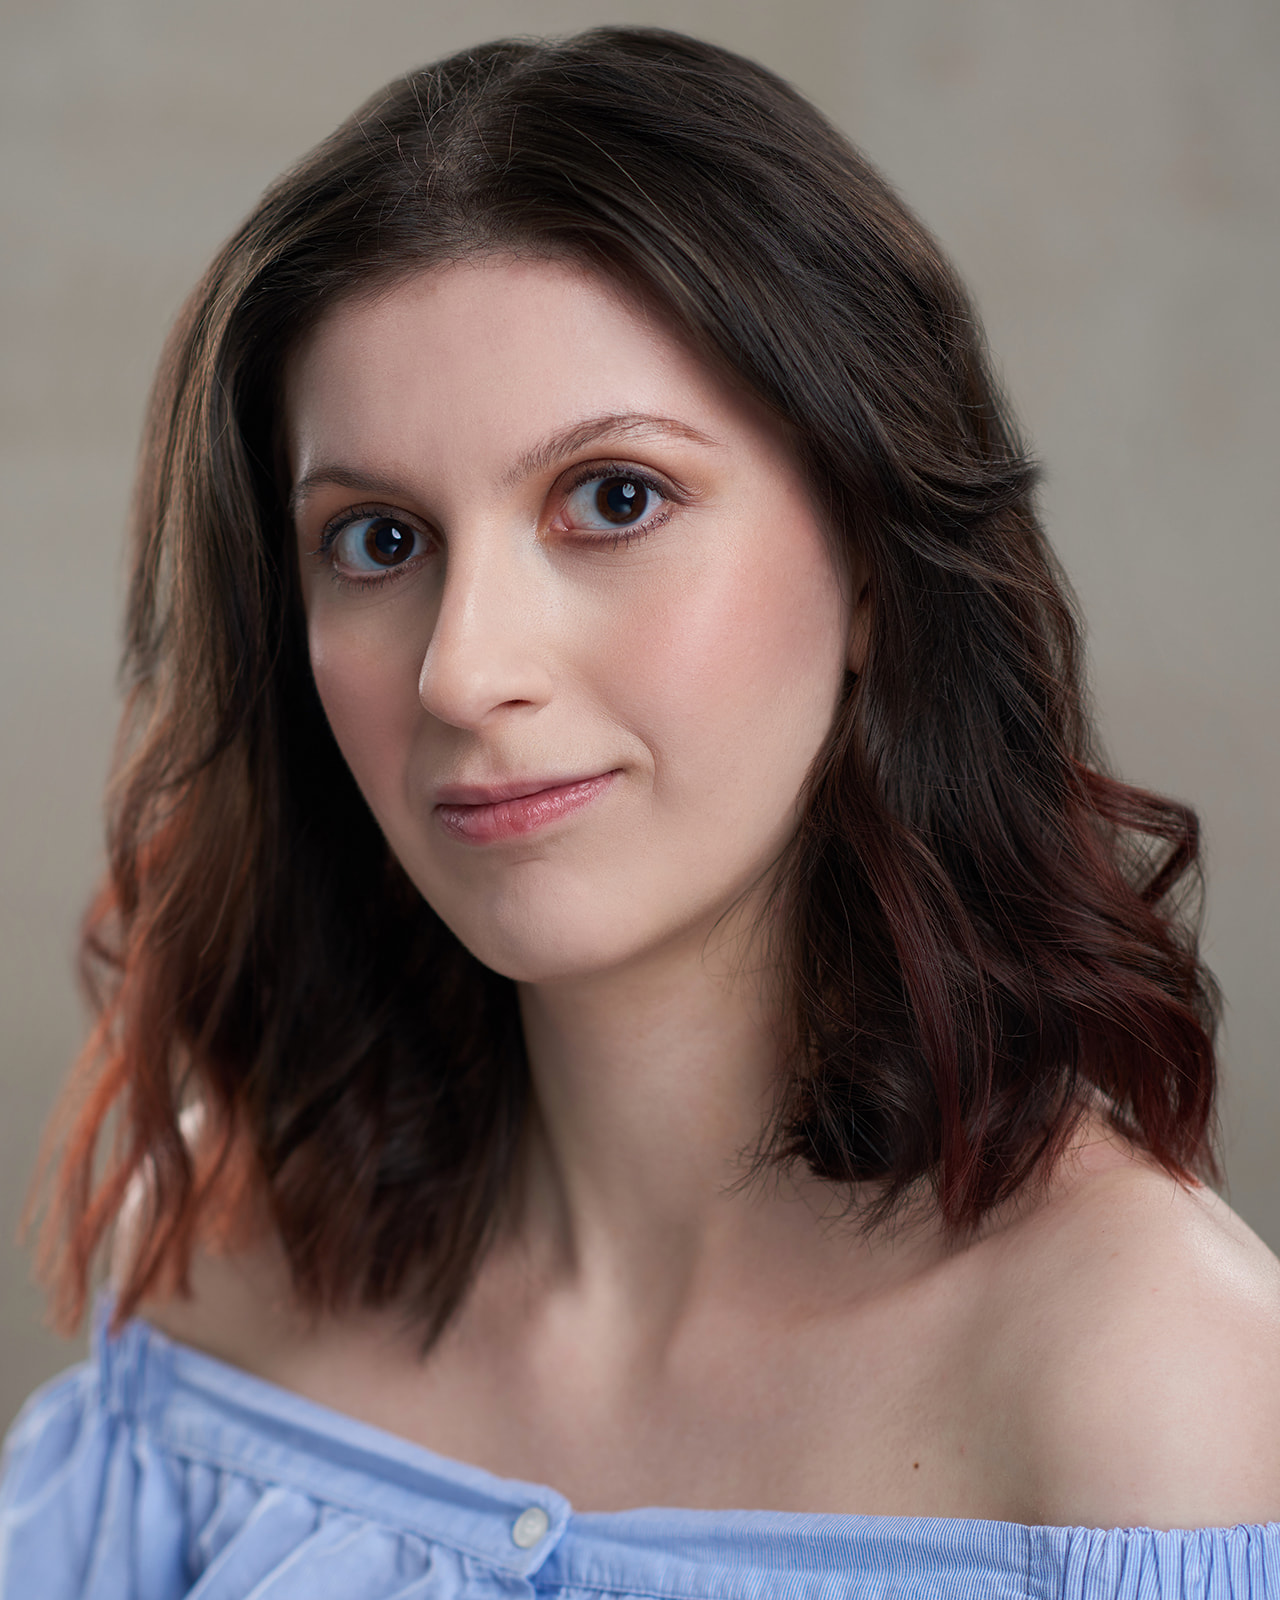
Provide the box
[562,471,668,534]
[325,512,427,576]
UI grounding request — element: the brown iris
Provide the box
[363,517,414,566]
[595,477,648,524]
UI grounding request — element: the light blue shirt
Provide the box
[1,1300,1277,1598]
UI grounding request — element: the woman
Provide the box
[3,24,1278,1597]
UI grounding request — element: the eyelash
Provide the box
[311,461,680,588]
[313,504,426,592]
[558,461,677,550]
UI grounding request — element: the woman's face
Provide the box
[288,257,859,984]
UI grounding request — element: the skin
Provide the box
[136,257,1280,1527]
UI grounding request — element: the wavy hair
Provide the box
[35,26,1220,1344]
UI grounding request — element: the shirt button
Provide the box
[511,1505,550,1548]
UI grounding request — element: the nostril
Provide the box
[417,648,553,730]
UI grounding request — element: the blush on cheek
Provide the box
[626,511,845,749]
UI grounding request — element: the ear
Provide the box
[845,565,872,676]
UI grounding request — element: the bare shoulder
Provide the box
[110,1109,309,1377]
[978,1122,1280,1528]
[111,1119,435,1425]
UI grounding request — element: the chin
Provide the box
[414,847,772,989]
[422,878,649,987]
[453,923,639,987]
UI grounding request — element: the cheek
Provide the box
[615,515,848,784]
[306,610,424,808]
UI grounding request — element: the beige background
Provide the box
[2,0,1276,1432]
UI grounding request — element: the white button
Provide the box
[511,1505,550,1548]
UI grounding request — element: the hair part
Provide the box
[32,25,1220,1344]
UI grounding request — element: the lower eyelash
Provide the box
[311,506,429,588]
[566,465,678,548]
[325,564,418,593]
[590,503,674,551]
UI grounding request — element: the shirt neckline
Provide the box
[96,1296,1278,1558]
[112,1297,1018,1533]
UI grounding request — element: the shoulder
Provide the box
[110,1104,307,1377]
[977,1125,1280,1528]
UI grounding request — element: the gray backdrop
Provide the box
[3,0,1276,1431]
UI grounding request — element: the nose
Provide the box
[416,537,554,729]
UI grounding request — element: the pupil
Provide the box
[366,520,408,564]
[598,478,644,524]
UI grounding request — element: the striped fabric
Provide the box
[1,1304,1276,1598]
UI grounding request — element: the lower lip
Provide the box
[435,771,619,844]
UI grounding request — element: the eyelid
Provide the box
[558,458,686,501]
[313,501,432,556]
[306,503,433,593]
[552,458,689,540]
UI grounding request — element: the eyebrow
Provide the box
[498,411,721,489]
[288,411,721,518]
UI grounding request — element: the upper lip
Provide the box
[434,771,614,807]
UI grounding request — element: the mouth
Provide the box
[434,770,620,844]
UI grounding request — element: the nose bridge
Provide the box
[417,519,550,727]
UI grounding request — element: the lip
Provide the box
[434,770,620,844]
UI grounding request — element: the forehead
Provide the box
[282,256,794,486]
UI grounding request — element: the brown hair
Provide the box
[35,26,1220,1344]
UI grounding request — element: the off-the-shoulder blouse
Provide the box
[1,1300,1277,1598]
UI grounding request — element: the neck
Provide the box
[511,901,855,1330]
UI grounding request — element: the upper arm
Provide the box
[1003,1170,1280,1528]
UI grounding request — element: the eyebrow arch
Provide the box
[499,411,722,488]
[288,411,721,519]
[288,465,416,520]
